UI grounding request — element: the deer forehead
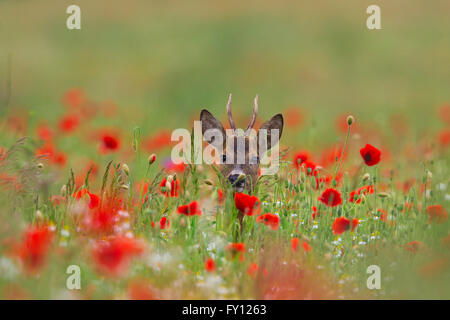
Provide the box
[223,134,258,155]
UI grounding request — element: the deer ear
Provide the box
[258,113,283,152]
[200,109,226,150]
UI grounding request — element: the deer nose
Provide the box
[228,174,241,186]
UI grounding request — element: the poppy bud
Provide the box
[37,163,44,169]
[36,210,43,220]
[165,181,172,192]
[346,115,354,126]
[377,192,390,198]
[426,170,432,179]
[148,154,156,165]
[173,174,177,181]
[362,173,370,181]
[122,163,130,175]
[167,175,173,183]
[160,186,166,193]
[120,184,129,190]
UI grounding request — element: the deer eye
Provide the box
[222,154,227,163]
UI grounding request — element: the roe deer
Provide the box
[200,94,283,194]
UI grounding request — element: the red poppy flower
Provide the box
[144,130,172,151]
[438,129,450,147]
[63,88,85,109]
[349,184,374,203]
[378,209,388,222]
[59,114,79,133]
[205,258,215,272]
[293,151,309,169]
[256,213,280,230]
[332,217,359,235]
[301,160,318,176]
[226,243,245,253]
[360,144,381,166]
[177,201,201,216]
[160,178,180,198]
[16,225,53,274]
[88,192,100,209]
[36,123,53,141]
[128,280,156,300]
[217,189,224,204]
[91,236,143,277]
[302,241,311,252]
[425,205,448,224]
[159,217,170,229]
[283,107,303,129]
[318,188,342,207]
[234,193,261,216]
[247,263,259,278]
[163,159,186,173]
[291,238,300,251]
[100,134,120,153]
[35,143,67,167]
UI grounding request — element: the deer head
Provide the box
[200,94,283,193]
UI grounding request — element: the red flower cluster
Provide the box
[177,201,202,216]
[360,144,381,166]
[425,205,448,224]
[160,178,180,198]
[91,236,143,277]
[318,188,342,207]
[205,258,215,272]
[349,184,374,203]
[234,193,261,216]
[332,217,359,235]
[226,242,245,261]
[256,213,280,230]
[16,225,53,274]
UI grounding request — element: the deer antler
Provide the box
[226,93,236,132]
[245,94,258,134]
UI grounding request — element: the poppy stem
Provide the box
[334,124,351,181]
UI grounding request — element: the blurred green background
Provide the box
[1,0,449,140]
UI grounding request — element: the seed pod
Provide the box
[346,115,354,126]
[37,163,44,169]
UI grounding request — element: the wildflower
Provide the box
[319,188,342,207]
[177,201,202,216]
[205,258,215,272]
[87,192,100,209]
[284,107,303,129]
[63,88,85,109]
[302,241,311,252]
[36,123,53,141]
[128,280,156,300]
[349,184,374,204]
[293,151,309,169]
[234,193,261,216]
[438,129,450,147]
[159,217,169,229]
[291,238,300,251]
[332,217,359,235]
[16,225,53,274]
[247,263,259,278]
[100,133,120,153]
[256,213,280,230]
[59,114,79,133]
[160,178,180,197]
[425,204,448,224]
[360,144,381,166]
[226,243,245,261]
[91,236,143,277]
[217,189,224,204]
